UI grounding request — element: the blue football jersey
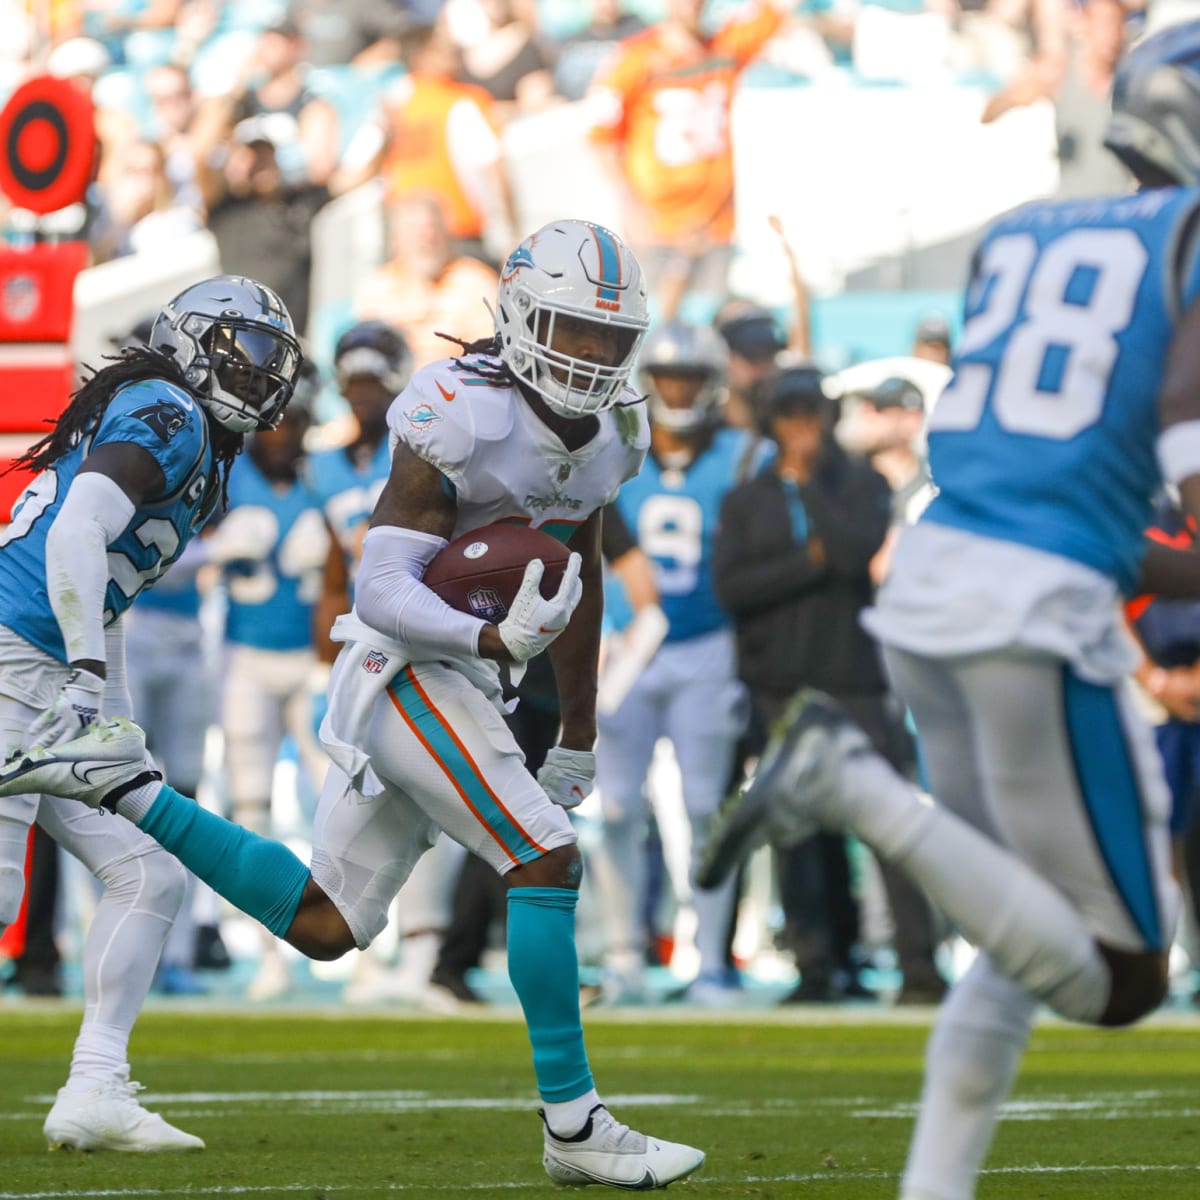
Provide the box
[221,456,328,652]
[924,187,1200,591]
[0,379,216,661]
[613,428,770,642]
[133,573,203,618]
[308,440,392,568]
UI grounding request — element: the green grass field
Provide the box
[3,1006,1200,1199]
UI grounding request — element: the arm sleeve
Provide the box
[103,619,133,718]
[354,525,488,658]
[44,472,136,665]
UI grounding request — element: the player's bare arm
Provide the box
[314,519,351,664]
[368,438,457,539]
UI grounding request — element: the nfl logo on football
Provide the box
[468,586,507,622]
[362,650,388,674]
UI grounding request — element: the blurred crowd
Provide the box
[5,0,1200,1010]
[0,0,1165,340]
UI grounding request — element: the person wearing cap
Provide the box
[832,373,949,1005]
[225,15,339,187]
[838,375,934,577]
[711,364,894,1002]
[200,115,331,336]
[713,304,790,431]
[912,314,953,367]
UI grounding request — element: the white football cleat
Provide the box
[0,719,159,810]
[542,1104,704,1189]
[696,689,872,890]
[44,1072,204,1152]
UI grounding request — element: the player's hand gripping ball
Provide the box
[423,521,572,623]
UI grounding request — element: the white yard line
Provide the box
[3,1164,1200,1199]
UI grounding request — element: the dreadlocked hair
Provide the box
[435,331,516,387]
[9,346,245,510]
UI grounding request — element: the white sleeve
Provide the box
[354,525,487,658]
[103,618,133,718]
[44,472,136,666]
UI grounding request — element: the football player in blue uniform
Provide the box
[311,321,413,663]
[698,22,1200,1199]
[208,363,330,1000]
[593,318,767,1004]
[0,274,301,1151]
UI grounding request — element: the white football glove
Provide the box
[538,746,596,809]
[27,668,105,748]
[496,553,583,663]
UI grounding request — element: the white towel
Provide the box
[319,612,517,800]
[319,613,409,798]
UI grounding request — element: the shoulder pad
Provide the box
[92,379,209,494]
[387,360,515,485]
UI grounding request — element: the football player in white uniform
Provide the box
[5,221,706,1189]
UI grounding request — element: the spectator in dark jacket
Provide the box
[713,365,945,1004]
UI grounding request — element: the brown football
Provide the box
[423,521,572,623]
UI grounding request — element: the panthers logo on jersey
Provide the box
[129,402,189,443]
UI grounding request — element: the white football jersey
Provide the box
[387,356,649,539]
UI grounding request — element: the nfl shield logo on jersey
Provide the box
[362,650,388,674]
[468,586,507,622]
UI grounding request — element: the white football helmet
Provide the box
[639,319,729,434]
[150,275,302,433]
[495,220,649,417]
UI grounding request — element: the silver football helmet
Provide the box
[639,319,728,434]
[1104,19,1200,187]
[495,220,649,417]
[150,275,302,433]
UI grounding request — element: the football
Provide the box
[423,521,572,623]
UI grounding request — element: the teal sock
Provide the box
[138,785,310,938]
[507,887,594,1103]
